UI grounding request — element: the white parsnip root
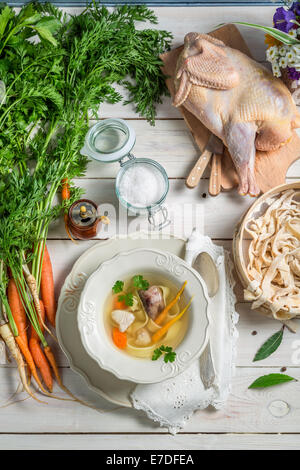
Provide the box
[0,323,45,404]
[23,267,57,342]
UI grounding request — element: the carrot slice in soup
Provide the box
[112,327,127,349]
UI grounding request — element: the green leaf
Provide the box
[32,23,57,46]
[112,280,124,294]
[152,345,176,363]
[21,14,42,26]
[133,275,149,290]
[253,328,284,362]
[35,17,61,33]
[118,293,134,307]
[249,373,296,389]
[228,22,300,46]
[28,17,60,47]
[152,348,163,361]
[164,350,176,363]
[0,5,13,40]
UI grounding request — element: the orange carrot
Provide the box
[40,244,56,327]
[155,281,187,326]
[15,335,47,394]
[7,279,28,345]
[152,297,193,344]
[61,179,77,243]
[112,327,127,349]
[29,339,53,392]
[113,294,127,311]
[44,345,62,385]
[7,278,48,393]
[29,301,53,392]
[61,178,70,201]
[43,344,101,407]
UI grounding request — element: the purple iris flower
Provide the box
[287,67,300,81]
[291,2,300,17]
[273,7,296,32]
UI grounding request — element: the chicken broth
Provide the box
[105,274,189,359]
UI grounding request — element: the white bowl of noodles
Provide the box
[77,248,210,384]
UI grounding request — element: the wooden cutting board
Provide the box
[160,24,300,193]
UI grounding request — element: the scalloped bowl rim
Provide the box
[77,248,210,384]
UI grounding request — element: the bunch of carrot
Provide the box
[1,244,64,401]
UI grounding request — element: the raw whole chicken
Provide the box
[174,33,300,196]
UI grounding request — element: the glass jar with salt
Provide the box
[80,119,170,230]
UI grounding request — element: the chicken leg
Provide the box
[224,121,259,196]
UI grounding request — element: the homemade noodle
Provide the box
[244,190,300,319]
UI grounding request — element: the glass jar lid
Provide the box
[80,118,136,163]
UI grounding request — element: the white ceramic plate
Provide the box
[56,232,187,407]
[77,248,210,384]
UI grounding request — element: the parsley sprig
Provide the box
[152,345,176,363]
[112,280,124,294]
[118,293,134,307]
[133,275,149,290]
[112,275,150,307]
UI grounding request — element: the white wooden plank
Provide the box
[0,366,299,433]
[60,7,273,119]
[236,304,300,367]
[81,120,200,179]
[74,119,300,180]
[48,178,254,240]
[0,433,299,450]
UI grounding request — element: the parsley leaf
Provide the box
[133,275,149,290]
[164,350,176,363]
[112,280,124,294]
[118,293,134,307]
[152,348,163,361]
[152,345,176,363]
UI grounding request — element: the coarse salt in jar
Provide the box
[80,118,170,230]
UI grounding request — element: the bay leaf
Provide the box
[249,373,296,389]
[253,328,284,362]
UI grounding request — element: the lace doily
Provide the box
[131,229,239,434]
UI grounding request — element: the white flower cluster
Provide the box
[266,28,300,78]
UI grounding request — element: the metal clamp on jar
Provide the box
[80,118,170,231]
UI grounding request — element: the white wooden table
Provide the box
[2,5,300,451]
